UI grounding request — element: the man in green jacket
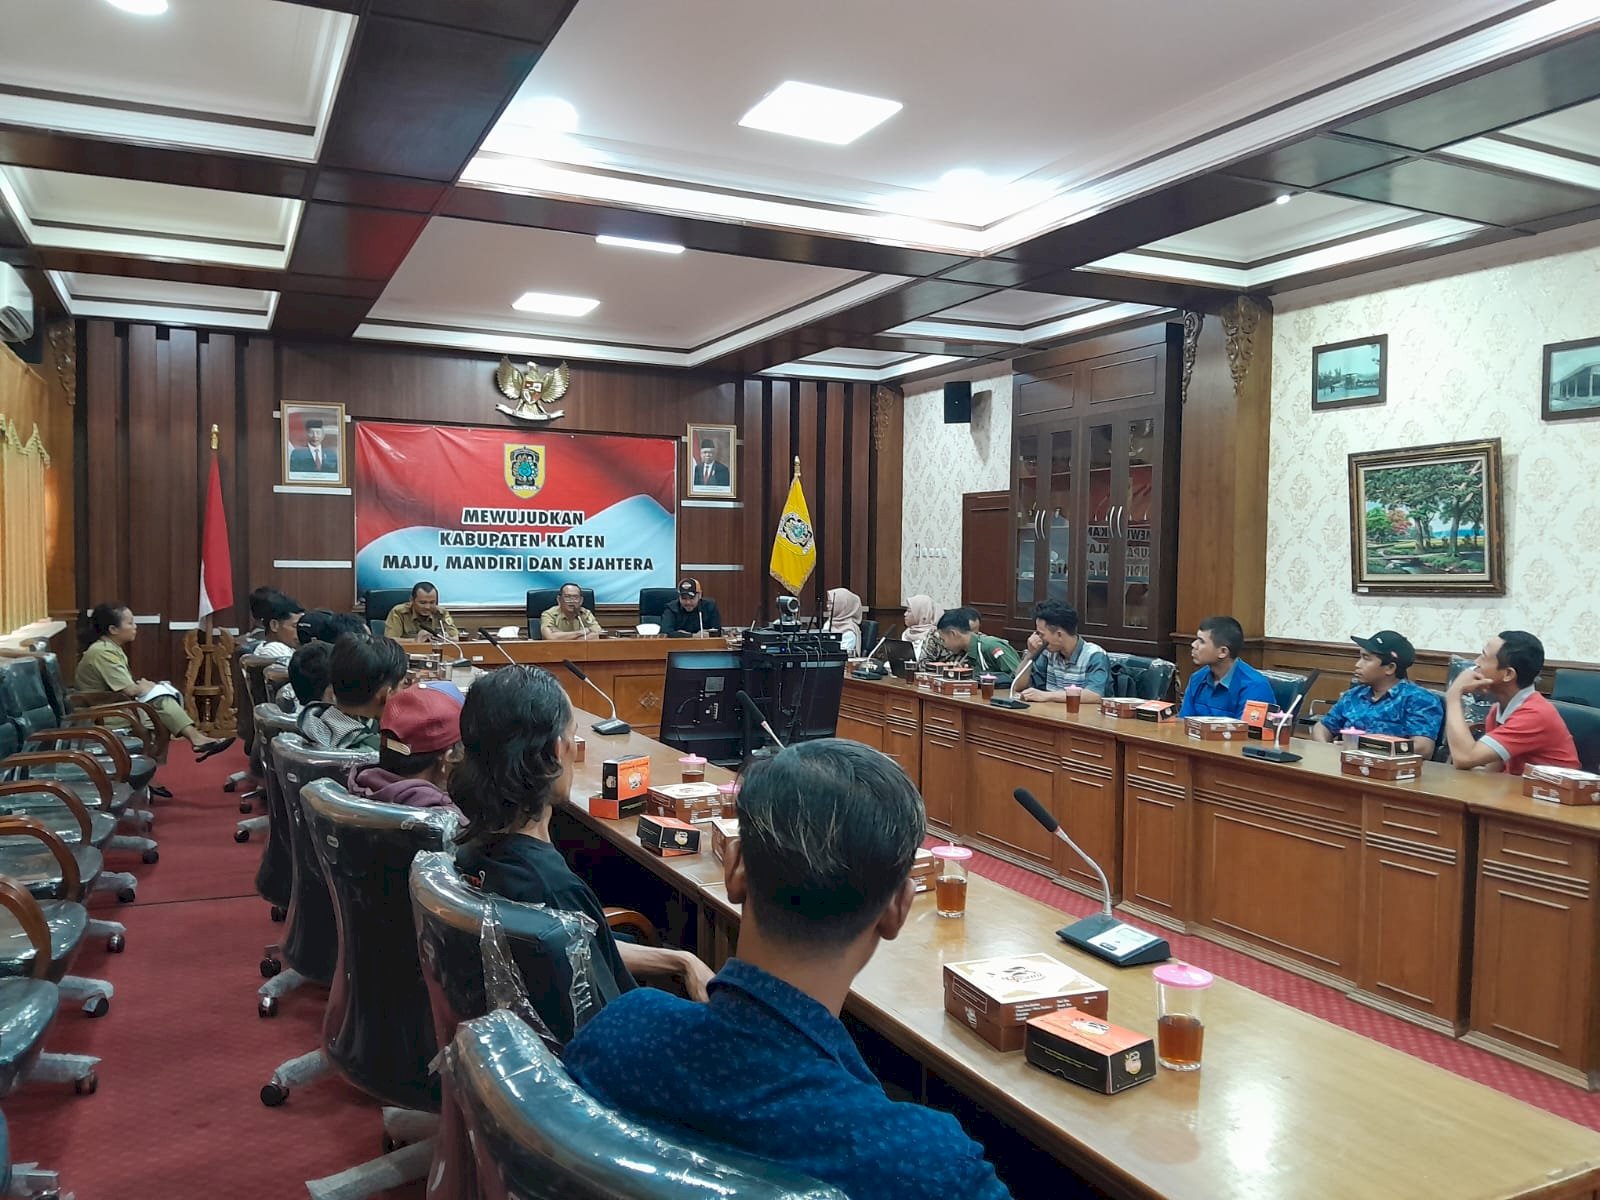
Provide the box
[935,610,1020,677]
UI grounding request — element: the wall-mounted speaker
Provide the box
[943,380,972,424]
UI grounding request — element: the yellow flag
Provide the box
[769,459,817,594]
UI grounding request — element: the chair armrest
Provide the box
[0,780,93,842]
[1,750,113,806]
[0,817,81,896]
[71,694,170,758]
[0,877,53,978]
[69,690,126,708]
[603,907,660,947]
[25,726,131,777]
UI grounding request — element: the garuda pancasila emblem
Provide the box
[494,357,571,422]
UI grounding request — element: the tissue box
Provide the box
[1522,765,1600,806]
[1186,716,1248,741]
[646,783,726,822]
[574,735,586,764]
[908,847,938,894]
[942,954,1109,1052]
[636,814,702,857]
[1025,1010,1156,1094]
[709,817,740,863]
[1099,697,1142,720]
[1340,750,1424,781]
[602,754,651,801]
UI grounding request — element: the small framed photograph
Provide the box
[686,423,737,498]
[1312,335,1387,411]
[1541,335,1600,422]
[281,401,347,487]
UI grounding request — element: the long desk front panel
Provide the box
[838,676,1600,1086]
[554,707,1600,1200]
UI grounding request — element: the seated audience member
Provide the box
[252,593,305,664]
[77,602,234,760]
[902,595,939,660]
[1014,599,1110,703]
[564,740,1011,1200]
[824,587,864,654]
[384,581,459,641]
[304,610,370,645]
[241,585,290,652]
[350,684,462,812]
[1178,615,1276,719]
[297,633,407,751]
[935,609,1020,677]
[450,666,712,996]
[916,603,964,666]
[286,642,333,708]
[540,582,603,641]
[1444,630,1579,774]
[1312,631,1443,759]
[660,578,723,638]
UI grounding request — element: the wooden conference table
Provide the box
[410,638,1600,1089]
[553,710,1600,1200]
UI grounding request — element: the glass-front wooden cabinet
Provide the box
[1006,325,1181,657]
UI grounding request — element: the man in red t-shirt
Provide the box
[1444,630,1580,775]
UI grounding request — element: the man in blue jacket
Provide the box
[1179,614,1276,718]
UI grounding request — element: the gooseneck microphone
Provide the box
[1012,788,1169,968]
[478,627,517,666]
[561,659,631,735]
[989,648,1035,709]
[736,690,785,750]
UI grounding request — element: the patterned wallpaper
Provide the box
[1265,243,1600,661]
[900,365,1013,608]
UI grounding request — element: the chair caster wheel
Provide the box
[258,997,277,1018]
[270,905,286,923]
[238,801,252,815]
[223,779,238,793]
[234,829,250,843]
[74,1071,98,1096]
[383,1134,402,1154]
[107,933,126,953]
[84,994,110,1018]
[142,848,159,864]
[260,1081,289,1107]
[117,887,136,903]
[260,957,281,979]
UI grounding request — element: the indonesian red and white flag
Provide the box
[198,448,234,622]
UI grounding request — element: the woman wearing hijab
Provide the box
[824,587,865,655]
[903,595,938,656]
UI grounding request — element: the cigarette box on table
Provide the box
[645,782,726,822]
[908,847,938,894]
[1340,750,1425,782]
[708,817,740,863]
[1100,697,1142,721]
[1135,700,1176,723]
[1186,716,1248,742]
[1357,733,1415,757]
[1024,1010,1157,1094]
[636,814,702,857]
[942,953,1109,1052]
[934,676,976,698]
[601,754,651,801]
[589,792,648,821]
[1522,765,1600,806]
[574,735,586,763]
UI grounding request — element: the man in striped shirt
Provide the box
[1013,600,1111,702]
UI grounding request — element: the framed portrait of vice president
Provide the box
[686,423,737,499]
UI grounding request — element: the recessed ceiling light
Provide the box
[595,235,685,255]
[106,0,168,13]
[512,291,599,317]
[738,81,901,146]
[1274,193,1293,205]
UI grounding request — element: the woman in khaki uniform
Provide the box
[77,603,234,759]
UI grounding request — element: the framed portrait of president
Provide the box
[281,401,348,488]
[686,423,737,499]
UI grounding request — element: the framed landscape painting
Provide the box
[1348,438,1504,596]
[1312,335,1387,410]
[1542,335,1600,422]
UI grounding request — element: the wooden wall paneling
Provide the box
[1056,729,1121,901]
[795,383,821,607]
[83,321,124,609]
[1261,636,1600,704]
[167,329,199,638]
[961,490,1011,630]
[1173,303,1270,638]
[964,712,1060,870]
[126,325,167,679]
[242,337,280,606]
[199,334,240,621]
[919,700,965,836]
[847,384,871,599]
[1121,744,1193,928]
[679,504,746,621]
[868,385,904,610]
[766,381,792,609]
[823,382,847,597]
[742,380,767,621]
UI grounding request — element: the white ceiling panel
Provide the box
[49,271,277,330]
[930,291,1108,326]
[796,348,918,368]
[1145,194,1414,264]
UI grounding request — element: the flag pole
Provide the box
[204,425,219,638]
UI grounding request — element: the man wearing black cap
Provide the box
[660,577,723,639]
[1312,630,1444,759]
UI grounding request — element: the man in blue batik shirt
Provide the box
[1178,614,1277,719]
[1312,630,1443,759]
[564,739,1013,1200]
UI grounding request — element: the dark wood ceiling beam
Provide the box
[0,126,309,197]
[27,248,384,299]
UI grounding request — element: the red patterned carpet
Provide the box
[6,747,1598,1198]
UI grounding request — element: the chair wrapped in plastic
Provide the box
[292,783,456,1199]
[0,875,99,1100]
[21,647,161,766]
[0,899,73,1200]
[231,653,278,826]
[440,1009,844,1200]
[251,709,302,919]
[0,812,127,955]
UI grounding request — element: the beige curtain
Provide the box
[0,348,52,634]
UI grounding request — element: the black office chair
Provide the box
[858,619,881,654]
[0,827,116,1021]
[1446,657,1496,729]
[232,653,279,838]
[527,588,596,639]
[1106,654,1177,701]
[18,649,156,763]
[639,588,678,627]
[364,588,413,637]
[0,888,75,1195]
[1260,669,1318,722]
[251,708,301,921]
[1552,700,1600,773]
[439,1009,846,1200]
[1552,669,1600,710]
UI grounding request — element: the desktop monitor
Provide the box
[658,651,745,766]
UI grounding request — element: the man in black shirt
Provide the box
[660,577,723,639]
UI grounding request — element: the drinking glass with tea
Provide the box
[930,844,972,918]
[1153,962,1214,1070]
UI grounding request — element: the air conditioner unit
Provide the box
[0,263,35,343]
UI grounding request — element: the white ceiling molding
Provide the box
[887,301,1169,346]
[760,354,961,383]
[1440,139,1600,193]
[46,271,279,331]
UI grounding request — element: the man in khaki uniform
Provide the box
[77,603,234,759]
[541,583,603,641]
[384,582,459,641]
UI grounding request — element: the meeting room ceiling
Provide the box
[4,0,1600,381]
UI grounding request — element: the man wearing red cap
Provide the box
[350,683,464,811]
